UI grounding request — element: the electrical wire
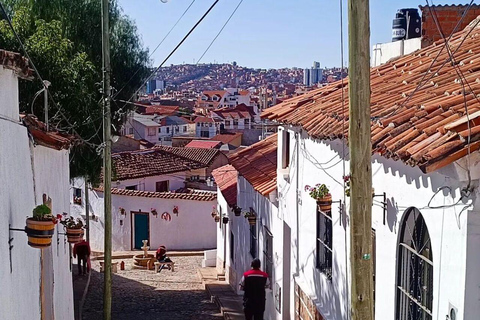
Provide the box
[113,0,221,120]
[196,0,244,64]
[113,0,197,99]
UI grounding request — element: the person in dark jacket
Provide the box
[73,239,91,275]
[239,258,270,320]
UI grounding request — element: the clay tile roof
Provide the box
[142,105,179,116]
[212,165,237,207]
[212,104,256,120]
[194,116,215,123]
[202,90,227,98]
[112,146,221,180]
[21,114,75,150]
[105,187,217,201]
[262,18,480,174]
[229,134,277,196]
[210,132,243,144]
[0,49,33,79]
[185,140,222,149]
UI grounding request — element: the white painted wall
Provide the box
[0,66,74,320]
[372,38,421,67]
[276,126,479,320]
[71,185,217,252]
[216,176,282,320]
[115,173,186,192]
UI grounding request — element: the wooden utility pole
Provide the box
[101,0,113,319]
[85,178,90,243]
[348,0,374,319]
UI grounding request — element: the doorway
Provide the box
[132,212,149,250]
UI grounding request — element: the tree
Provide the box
[0,0,150,183]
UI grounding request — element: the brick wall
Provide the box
[420,5,480,48]
[294,283,324,320]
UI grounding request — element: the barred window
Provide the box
[250,223,257,258]
[263,227,273,282]
[316,206,332,279]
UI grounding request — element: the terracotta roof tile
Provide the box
[212,165,237,207]
[210,132,243,144]
[21,114,75,150]
[185,140,222,149]
[212,104,255,120]
[0,49,33,79]
[229,134,277,196]
[99,187,217,201]
[262,19,480,173]
[112,146,224,180]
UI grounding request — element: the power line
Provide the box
[113,0,197,99]
[113,0,221,121]
[0,0,100,148]
[196,0,244,64]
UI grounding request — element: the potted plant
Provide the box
[173,206,179,216]
[211,206,217,218]
[151,208,158,218]
[244,211,256,225]
[214,215,220,223]
[222,216,229,224]
[119,207,126,216]
[305,184,332,212]
[233,205,242,217]
[60,216,84,243]
[25,204,59,248]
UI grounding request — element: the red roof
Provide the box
[185,140,222,149]
[21,114,75,150]
[0,49,33,79]
[98,187,217,201]
[212,104,256,119]
[229,134,277,196]
[142,105,179,116]
[194,116,215,123]
[262,19,480,174]
[210,132,243,144]
[212,165,237,207]
[202,90,227,98]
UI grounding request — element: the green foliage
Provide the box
[32,204,51,219]
[304,184,330,200]
[60,216,84,229]
[0,0,150,182]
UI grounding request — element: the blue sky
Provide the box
[118,0,459,69]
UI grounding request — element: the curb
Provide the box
[77,272,91,320]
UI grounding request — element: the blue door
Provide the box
[134,213,149,249]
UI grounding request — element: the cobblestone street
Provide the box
[82,256,223,320]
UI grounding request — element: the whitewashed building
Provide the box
[213,134,286,320]
[72,146,228,251]
[0,50,74,319]
[259,19,480,320]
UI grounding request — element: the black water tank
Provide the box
[392,8,421,41]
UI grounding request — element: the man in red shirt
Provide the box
[73,239,91,275]
[239,258,270,320]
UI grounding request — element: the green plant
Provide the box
[60,216,84,229]
[244,211,255,218]
[304,184,330,200]
[32,204,52,220]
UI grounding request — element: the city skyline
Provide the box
[118,0,457,69]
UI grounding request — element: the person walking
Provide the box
[239,258,270,320]
[73,239,91,275]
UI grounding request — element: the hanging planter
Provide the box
[173,206,179,216]
[119,207,126,216]
[60,217,85,243]
[305,184,332,212]
[233,205,242,216]
[151,208,158,218]
[25,205,59,249]
[222,216,229,224]
[244,212,256,225]
[214,215,221,223]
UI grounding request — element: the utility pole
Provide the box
[348,0,374,319]
[101,0,113,319]
[85,178,90,243]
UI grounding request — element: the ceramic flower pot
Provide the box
[222,217,229,224]
[214,215,220,222]
[247,216,256,225]
[66,228,84,243]
[317,194,332,212]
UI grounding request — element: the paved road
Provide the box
[82,256,223,320]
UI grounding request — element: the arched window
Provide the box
[396,207,433,320]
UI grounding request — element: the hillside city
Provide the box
[2,2,480,320]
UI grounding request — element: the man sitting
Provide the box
[155,245,172,272]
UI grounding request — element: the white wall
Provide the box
[72,187,217,252]
[0,66,74,320]
[115,173,186,192]
[277,126,478,320]
[372,38,421,67]
[217,176,282,320]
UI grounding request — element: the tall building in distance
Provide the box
[303,61,323,86]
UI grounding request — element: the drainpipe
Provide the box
[295,130,300,275]
[223,218,227,272]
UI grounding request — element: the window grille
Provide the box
[316,207,332,279]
